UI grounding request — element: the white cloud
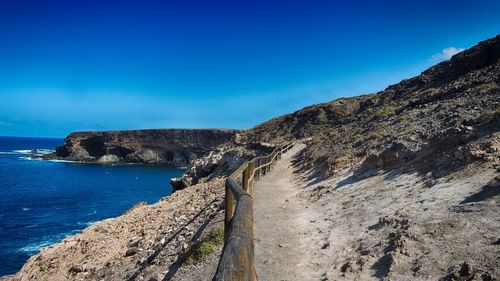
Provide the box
[432,47,465,61]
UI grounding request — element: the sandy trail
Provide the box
[253,143,317,281]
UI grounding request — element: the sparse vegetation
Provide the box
[397,115,409,123]
[489,105,500,117]
[371,130,388,139]
[184,227,224,266]
[419,87,439,96]
[334,110,346,118]
[352,133,364,142]
[373,106,396,119]
[476,81,498,93]
[310,135,323,145]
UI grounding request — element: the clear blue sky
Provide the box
[0,0,499,138]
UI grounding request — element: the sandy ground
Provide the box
[298,166,499,281]
[253,143,323,280]
[254,142,499,281]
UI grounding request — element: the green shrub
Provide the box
[310,135,322,145]
[184,227,224,266]
[352,133,364,142]
[374,106,396,119]
[397,115,409,123]
[370,130,387,139]
[419,87,439,96]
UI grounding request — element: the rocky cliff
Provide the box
[45,129,239,165]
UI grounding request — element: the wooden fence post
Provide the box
[242,165,250,192]
[248,161,255,192]
[224,183,235,243]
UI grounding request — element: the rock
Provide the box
[128,238,141,248]
[487,176,500,188]
[170,177,190,191]
[97,154,120,163]
[340,262,353,273]
[68,264,85,274]
[459,262,471,277]
[170,143,272,191]
[125,247,140,257]
[129,149,161,164]
[46,129,239,164]
[363,142,416,169]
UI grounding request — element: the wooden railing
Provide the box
[213,141,294,281]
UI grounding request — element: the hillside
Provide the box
[239,35,500,280]
[243,35,500,180]
[4,35,499,281]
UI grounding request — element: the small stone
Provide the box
[68,264,85,274]
[341,262,352,273]
[459,262,471,277]
[129,238,141,248]
[321,242,330,249]
[125,247,140,257]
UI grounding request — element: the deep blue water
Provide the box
[0,136,184,276]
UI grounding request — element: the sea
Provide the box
[0,136,185,277]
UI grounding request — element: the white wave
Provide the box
[85,210,97,216]
[47,159,78,163]
[22,207,31,211]
[17,237,60,255]
[17,231,76,255]
[177,166,188,169]
[19,156,37,161]
[1,149,54,156]
[32,149,54,155]
[13,150,32,154]
[77,221,96,227]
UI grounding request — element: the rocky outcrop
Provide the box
[170,142,275,190]
[45,129,239,165]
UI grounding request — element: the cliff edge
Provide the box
[45,129,239,165]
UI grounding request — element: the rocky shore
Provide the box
[42,129,239,165]
[2,179,226,281]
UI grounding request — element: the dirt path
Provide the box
[253,143,316,281]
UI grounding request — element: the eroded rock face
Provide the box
[170,142,275,191]
[44,129,239,165]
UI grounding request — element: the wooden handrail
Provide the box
[213,141,294,281]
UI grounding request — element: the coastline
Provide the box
[0,138,188,278]
[1,178,226,281]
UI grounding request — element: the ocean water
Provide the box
[0,136,184,277]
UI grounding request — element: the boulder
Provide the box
[97,154,120,164]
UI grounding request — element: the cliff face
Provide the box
[48,129,239,164]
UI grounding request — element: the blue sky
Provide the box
[0,0,499,138]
